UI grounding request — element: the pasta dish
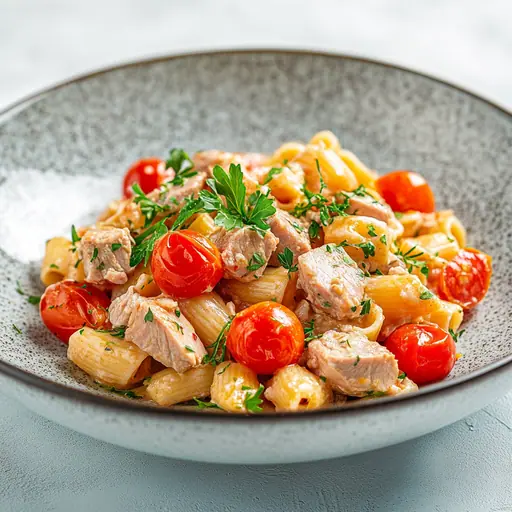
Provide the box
[37,131,492,413]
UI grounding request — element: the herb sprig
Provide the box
[130,217,170,267]
[132,183,171,227]
[395,245,429,278]
[165,148,197,186]
[203,318,233,366]
[277,247,298,277]
[244,384,265,413]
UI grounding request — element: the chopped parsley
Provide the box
[374,269,384,276]
[144,308,154,323]
[185,345,195,353]
[96,262,105,271]
[71,225,81,244]
[74,258,82,268]
[217,362,231,375]
[175,308,181,318]
[304,319,321,345]
[289,221,305,233]
[395,245,429,278]
[419,289,434,300]
[165,148,197,186]
[319,376,327,383]
[277,247,298,277]
[308,220,321,239]
[12,324,22,335]
[263,167,284,185]
[15,281,41,305]
[398,371,407,381]
[203,318,232,366]
[247,252,266,272]
[323,301,332,308]
[90,247,99,262]
[351,305,357,312]
[97,326,126,338]
[111,243,122,251]
[366,390,388,398]
[49,263,59,269]
[359,299,372,316]
[338,240,376,259]
[130,216,169,267]
[132,183,172,227]
[353,355,360,366]
[380,234,387,245]
[244,384,265,413]
[96,383,143,399]
[367,224,377,237]
[173,322,184,334]
[394,212,404,219]
[193,398,221,410]
[449,328,465,343]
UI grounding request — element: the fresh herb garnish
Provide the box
[130,217,169,267]
[173,322,184,334]
[380,234,387,245]
[277,247,298,277]
[374,269,384,276]
[366,390,387,398]
[185,345,195,353]
[449,328,465,343]
[74,258,82,268]
[111,243,122,251]
[244,384,265,413]
[353,355,361,366]
[308,220,320,239]
[15,281,41,305]
[193,398,221,410]
[203,318,233,366]
[97,326,127,338]
[96,383,143,399]
[144,308,154,323]
[338,240,376,259]
[247,253,266,272]
[263,167,284,185]
[304,319,321,345]
[398,371,407,381]
[319,376,327,383]
[367,224,377,237]
[217,362,231,375]
[359,299,372,316]
[49,263,59,269]
[419,289,434,300]
[165,148,197,186]
[90,247,99,262]
[132,183,171,227]
[323,301,332,308]
[175,308,181,318]
[71,225,81,244]
[12,324,22,335]
[395,245,429,277]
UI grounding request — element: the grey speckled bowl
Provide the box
[0,50,511,464]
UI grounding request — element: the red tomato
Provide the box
[151,230,223,300]
[226,302,305,375]
[385,323,456,385]
[439,248,492,310]
[122,158,167,198]
[40,280,111,343]
[376,170,435,213]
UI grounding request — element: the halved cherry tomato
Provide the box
[226,301,304,375]
[151,230,223,300]
[385,323,456,385]
[122,158,167,198]
[376,170,435,213]
[439,248,492,310]
[40,280,111,343]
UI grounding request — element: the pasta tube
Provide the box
[41,237,72,286]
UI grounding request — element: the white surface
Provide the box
[0,0,511,509]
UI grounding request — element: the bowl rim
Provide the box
[1,48,510,421]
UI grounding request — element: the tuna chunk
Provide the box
[306,328,399,396]
[109,287,206,372]
[297,245,365,320]
[80,227,134,286]
[211,226,278,282]
[149,173,206,208]
[267,209,311,266]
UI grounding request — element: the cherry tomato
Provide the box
[376,170,435,213]
[40,280,111,343]
[439,248,492,310]
[151,230,223,300]
[226,301,305,375]
[122,158,167,198]
[385,323,456,385]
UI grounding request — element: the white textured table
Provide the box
[1,2,510,511]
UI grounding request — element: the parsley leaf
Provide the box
[203,318,232,366]
[193,398,221,410]
[130,217,169,267]
[380,234,387,245]
[96,326,126,338]
[304,319,321,345]
[132,183,171,227]
[144,308,154,323]
[71,225,81,244]
[395,245,429,277]
[263,167,284,185]
[90,247,99,262]
[185,345,195,353]
[367,224,377,237]
[247,253,266,272]
[277,247,298,276]
[338,240,376,259]
[449,328,465,343]
[111,243,122,251]
[244,384,265,413]
[96,383,143,399]
[353,355,360,366]
[359,299,372,316]
[12,324,22,334]
[419,289,434,300]
[165,148,197,186]
[27,295,41,305]
[398,371,407,381]
[308,220,321,239]
[49,263,59,269]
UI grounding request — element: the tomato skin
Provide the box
[376,170,435,213]
[40,280,111,343]
[226,302,305,375]
[122,158,167,198]
[439,248,492,310]
[151,230,223,300]
[385,324,456,385]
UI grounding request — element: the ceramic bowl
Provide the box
[0,50,510,464]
